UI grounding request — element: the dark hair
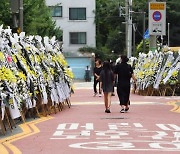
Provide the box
[95,58,102,65]
[103,61,113,82]
[103,61,111,71]
[121,55,129,63]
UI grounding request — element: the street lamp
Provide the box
[132,23,137,56]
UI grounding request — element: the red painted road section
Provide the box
[12,83,180,154]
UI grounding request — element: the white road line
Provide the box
[71,101,166,105]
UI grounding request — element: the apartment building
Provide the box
[46,0,96,56]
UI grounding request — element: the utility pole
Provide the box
[149,0,156,51]
[125,0,128,57]
[19,0,23,32]
[10,0,23,33]
[125,0,132,58]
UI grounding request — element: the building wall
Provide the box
[66,57,92,80]
[46,0,96,54]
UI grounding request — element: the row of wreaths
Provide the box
[0,25,74,134]
[130,50,180,96]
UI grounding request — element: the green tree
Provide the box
[95,0,126,57]
[95,0,180,58]
[23,0,62,39]
[0,0,62,40]
[0,0,11,27]
[166,0,180,46]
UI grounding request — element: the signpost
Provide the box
[149,2,166,36]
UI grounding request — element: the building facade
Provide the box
[46,0,96,56]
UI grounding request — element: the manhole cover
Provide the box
[101,117,128,120]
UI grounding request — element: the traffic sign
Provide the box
[144,29,150,39]
[152,11,162,21]
[149,2,166,35]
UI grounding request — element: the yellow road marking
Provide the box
[0,124,32,154]
[0,116,53,154]
[0,143,9,154]
[168,101,180,113]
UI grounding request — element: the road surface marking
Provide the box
[72,101,164,105]
[0,116,53,154]
[168,101,180,113]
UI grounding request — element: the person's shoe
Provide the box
[120,109,125,113]
[93,93,97,97]
[125,107,129,112]
[99,94,102,97]
[105,109,111,113]
[107,109,111,113]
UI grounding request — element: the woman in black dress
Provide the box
[99,61,114,113]
[114,55,136,113]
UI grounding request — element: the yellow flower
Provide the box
[167,62,171,67]
[171,70,178,77]
[42,71,48,80]
[162,72,167,78]
[143,63,150,69]
[0,69,5,81]
[0,66,17,83]
[34,90,39,95]
[40,53,45,60]
[150,62,155,68]
[18,71,26,81]
[5,68,17,83]
[56,54,68,66]
[146,70,154,76]
[9,98,13,104]
[64,68,74,79]
[12,54,17,63]
[25,46,30,51]
[137,71,144,79]
[29,55,35,63]
[154,63,159,68]
[50,68,55,75]
[52,56,56,62]
[0,52,5,61]
[36,55,41,63]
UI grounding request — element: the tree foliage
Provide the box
[166,0,180,46]
[95,0,180,58]
[0,0,62,40]
[95,0,125,55]
[0,0,11,27]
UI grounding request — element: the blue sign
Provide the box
[144,29,150,39]
[152,11,162,21]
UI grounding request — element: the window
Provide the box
[69,8,86,20]
[70,32,86,44]
[50,6,62,17]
